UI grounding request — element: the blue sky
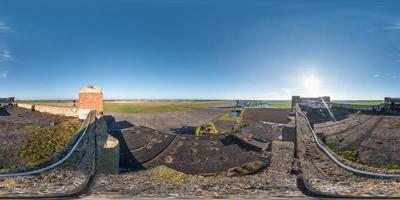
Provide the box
[0,0,399,100]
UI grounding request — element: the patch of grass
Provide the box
[211,108,249,133]
[217,109,244,122]
[383,164,400,170]
[18,118,80,166]
[336,150,360,163]
[327,143,361,163]
[262,100,291,108]
[104,103,186,113]
[150,166,188,183]
[18,100,232,113]
[195,122,219,136]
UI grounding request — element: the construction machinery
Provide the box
[384,97,400,112]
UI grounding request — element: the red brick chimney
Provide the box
[78,86,103,114]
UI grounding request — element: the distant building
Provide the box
[236,100,260,108]
[292,96,331,110]
[0,97,15,107]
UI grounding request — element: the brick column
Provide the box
[78,86,104,115]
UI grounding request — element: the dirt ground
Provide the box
[105,107,230,134]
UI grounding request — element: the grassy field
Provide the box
[19,100,232,113]
[104,101,232,113]
[333,100,383,106]
[262,100,291,108]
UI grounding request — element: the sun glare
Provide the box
[302,74,321,93]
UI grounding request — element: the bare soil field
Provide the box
[243,108,292,124]
[0,107,80,170]
[106,107,229,134]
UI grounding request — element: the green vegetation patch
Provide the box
[336,150,360,163]
[262,100,291,108]
[327,143,361,164]
[199,108,249,135]
[18,119,80,166]
[150,166,189,183]
[383,164,400,170]
[104,103,186,113]
[217,109,244,122]
[195,122,219,136]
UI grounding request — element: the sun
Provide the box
[302,74,321,93]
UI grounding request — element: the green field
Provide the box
[104,100,232,113]
[261,100,291,108]
[17,100,233,113]
[333,100,383,106]
[18,100,232,113]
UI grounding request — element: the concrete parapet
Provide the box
[95,117,119,174]
[16,103,34,110]
[282,120,296,142]
[34,104,78,117]
[16,103,93,119]
[282,120,297,156]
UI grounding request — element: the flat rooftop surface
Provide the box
[243,108,292,124]
[106,107,229,133]
[0,107,80,170]
[313,111,400,167]
[111,126,270,175]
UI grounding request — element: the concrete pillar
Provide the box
[95,117,120,174]
[291,96,300,110]
[283,119,297,157]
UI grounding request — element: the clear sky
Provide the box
[0,0,399,100]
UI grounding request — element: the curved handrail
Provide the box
[297,107,400,178]
[0,111,95,177]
